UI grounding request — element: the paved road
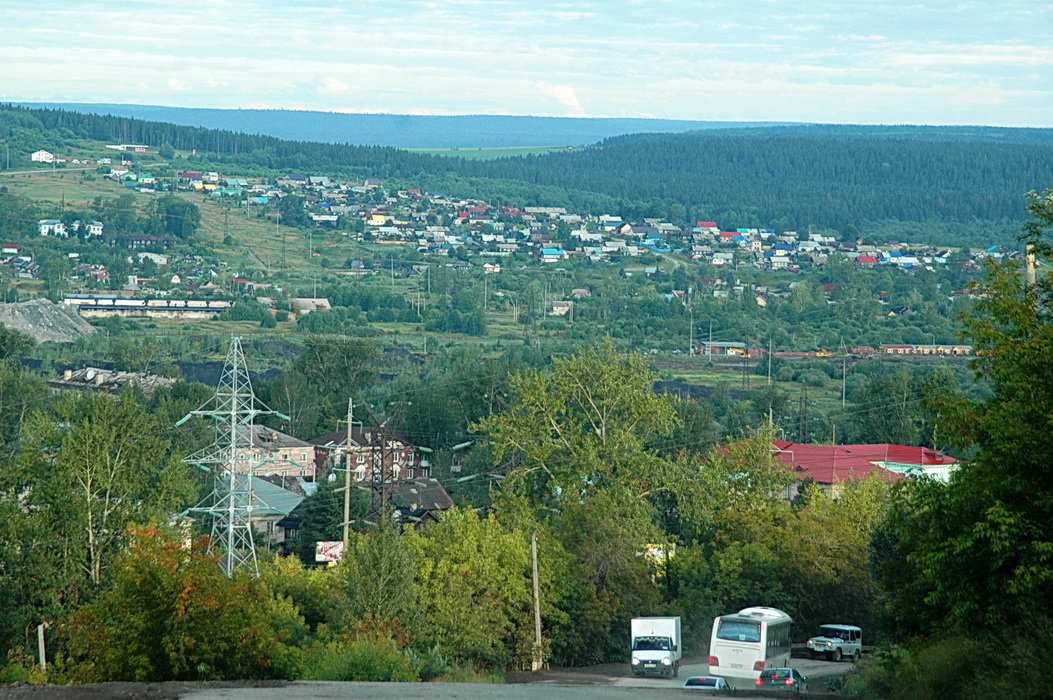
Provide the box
[613,656,853,692]
[178,656,856,698]
[0,655,855,698]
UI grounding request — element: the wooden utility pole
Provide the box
[531,532,543,671]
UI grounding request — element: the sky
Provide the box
[1,0,1050,127]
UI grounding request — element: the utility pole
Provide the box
[37,623,46,675]
[840,338,848,408]
[531,532,543,671]
[278,210,286,269]
[767,337,773,385]
[342,398,354,544]
[1026,243,1036,289]
[688,303,694,355]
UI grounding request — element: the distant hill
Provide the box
[15,103,795,148]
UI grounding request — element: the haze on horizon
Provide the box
[1,0,1050,128]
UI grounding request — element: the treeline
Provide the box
[459,132,1053,233]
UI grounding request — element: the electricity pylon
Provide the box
[177,337,288,577]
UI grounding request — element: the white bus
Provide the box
[707,606,792,681]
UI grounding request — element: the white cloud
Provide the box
[539,84,587,118]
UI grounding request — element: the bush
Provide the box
[300,640,419,682]
[797,369,829,387]
[847,637,989,700]
[402,644,449,681]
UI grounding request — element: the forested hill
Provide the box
[457,131,1053,233]
[4,104,1053,240]
[15,102,789,148]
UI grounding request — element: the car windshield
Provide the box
[761,668,791,679]
[819,627,851,639]
[717,620,761,643]
[633,636,670,651]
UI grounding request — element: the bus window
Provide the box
[717,621,761,643]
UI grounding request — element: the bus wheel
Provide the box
[853,649,861,661]
[833,649,842,662]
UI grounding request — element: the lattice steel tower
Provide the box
[178,337,287,577]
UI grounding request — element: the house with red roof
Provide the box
[772,441,960,498]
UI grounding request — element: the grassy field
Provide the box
[0,168,128,205]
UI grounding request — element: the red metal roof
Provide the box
[771,441,959,485]
[855,255,878,264]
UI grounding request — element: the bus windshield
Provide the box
[717,620,761,643]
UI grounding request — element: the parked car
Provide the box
[683,675,730,691]
[755,667,808,693]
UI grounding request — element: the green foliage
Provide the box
[62,527,299,682]
[11,392,194,587]
[337,516,418,630]
[0,362,48,451]
[475,338,679,510]
[410,509,533,669]
[862,191,1053,700]
[878,196,1053,639]
[0,326,34,363]
[150,195,200,238]
[299,639,419,682]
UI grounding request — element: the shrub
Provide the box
[300,640,419,682]
[403,644,449,682]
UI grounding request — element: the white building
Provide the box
[38,219,66,236]
[31,150,55,163]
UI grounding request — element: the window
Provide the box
[717,620,761,643]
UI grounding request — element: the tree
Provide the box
[473,338,679,511]
[878,189,1053,636]
[0,361,48,451]
[150,195,200,238]
[472,340,680,665]
[63,527,299,681]
[12,392,194,587]
[410,508,534,668]
[283,336,380,432]
[293,336,379,402]
[847,370,919,445]
[336,515,418,632]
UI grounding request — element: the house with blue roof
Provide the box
[540,248,567,263]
